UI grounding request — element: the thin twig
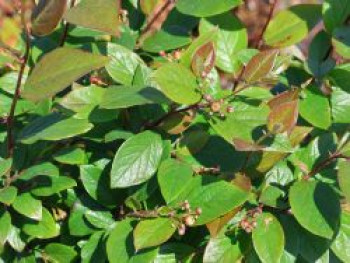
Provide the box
[59,0,76,46]
[308,152,344,178]
[256,0,278,49]
[6,4,31,158]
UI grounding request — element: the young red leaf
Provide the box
[191,41,216,78]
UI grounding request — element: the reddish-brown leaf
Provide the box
[243,50,279,83]
[191,41,216,78]
[267,89,299,109]
[267,100,299,134]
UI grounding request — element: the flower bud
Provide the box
[195,207,202,216]
[184,215,195,226]
[178,224,186,236]
[210,102,221,113]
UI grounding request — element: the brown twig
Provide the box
[59,0,76,46]
[6,3,31,158]
[308,152,344,178]
[256,0,278,49]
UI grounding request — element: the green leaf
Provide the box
[134,218,176,250]
[152,62,201,105]
[84,210,115,230]
[331,90,350,127]
[0,186,17,205]
[338,160,350,203]
[100,85,169,109]
[59,84,106,116]
[263,4,322,47]
[332,26,350,59]
[63,0,120,36]
[81,231,107,263]
[186,176,249,225]
[158,159,195,204]
[12,193,42,221]
[243,50,279,83]
[19,162,59,181]
[22,47,109,102]
[7,226,26,253]
[199,12,247,74]
[31,0,67,36]
[203,231,243,263]
[0,210,11,246]
[81,161,126,207]
[289,180,341,239]
[107,219,134,263]
[322,0,350,33]
[53,147,86,165]
[30,176,77,197]
[106,43,149,85]
[210,100,269,146]
[104,130,134,143]
[0,158,12,177]
[328,63,350,93]
[331,211,350,262]
[44,243,77,263]
[176,0,242,17]
[20,113,93,144]
[252,213,285,263]
[111,131,164,188]
[299,85,331,129]
[22,207,59,239]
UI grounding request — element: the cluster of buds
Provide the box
[203,95,234,118]
[177,200,202,236]
[159,49,182,62]
[239,206,263,233]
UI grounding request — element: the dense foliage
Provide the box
[0,0,350,262]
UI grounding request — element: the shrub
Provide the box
[0,0,349,262]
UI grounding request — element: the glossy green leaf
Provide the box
[134,218,176,250]
[22,207,59,239]
[203,231,243,263]
[44,243,77,263]
[31,0,67,36]
[186,176,249,225]
[252,213,285,263]
[53,147,86,165]
[7,227,26,253]
[64,0,120,35]
[0,186,17,205]
[199,12,247,74]
[328,63,350,93]
[176,0,242,17]
[0,158,12,177]
[12,193,42,221]
[107,219,134,263]
[157,159,195,204]
[30,176,77,197]
[289,180,341,239]
[299,85,331,129]
[210,101,269,146]
[152,62,201,105]
[331,211,350,262]
[331,88,350,123]
[22,47,109,102]
[20,113,93,144]
[111,131,163,188]
[263,4,322,47]
[106,43,149,85]
[332,26,350,59]
[322,0,350,33]
[0,210,11,246]
[338,160,350,203]
[100,85,169,109]
[81,231,107,263]
[84,210,115,230]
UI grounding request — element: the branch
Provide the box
[308,152,344,178]
[255,0,278,49]
[6,3,31,158]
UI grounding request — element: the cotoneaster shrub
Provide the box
[0,0,349,262]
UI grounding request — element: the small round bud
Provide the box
[203,94,213,102]
[178,224,186,236]
[226,106,234,113]
[184,215,195,226]
[245,226,252,233]
[201,71,207,78]
[251,221,257,228]
[210,102,221,113]
[182,200,190,211]
[173,50,181,60]
[159,50,166,57]
[219,112,225,118]
[195,207,202,216]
